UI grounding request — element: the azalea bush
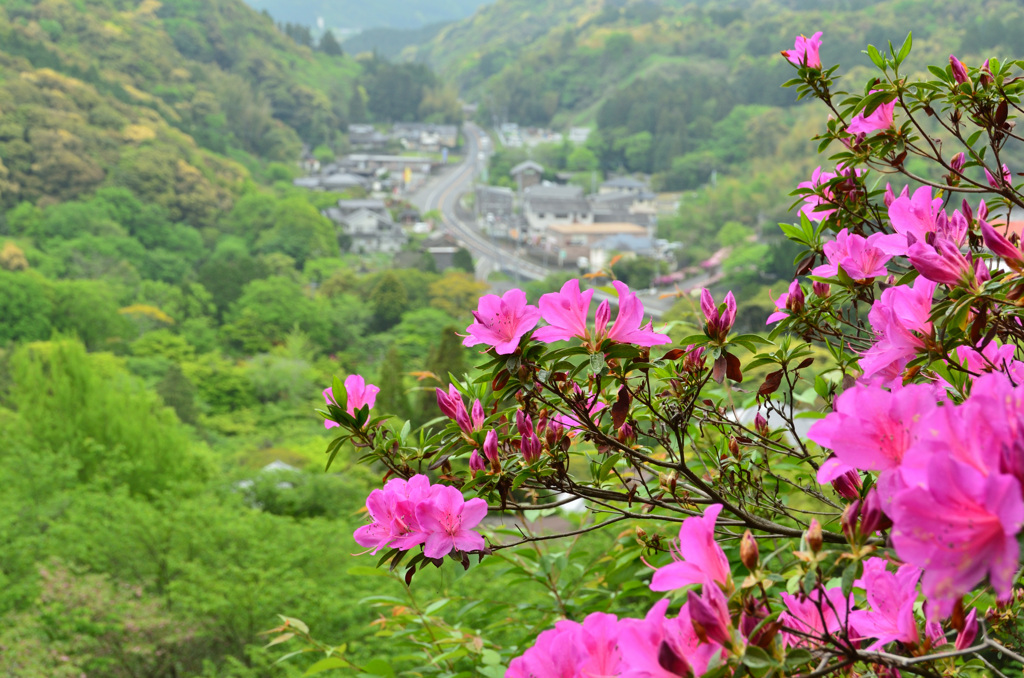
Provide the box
[272,33,1024,677]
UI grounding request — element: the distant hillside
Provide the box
[244,0,493,30]
[342,22,450,60]
[0,0,463,225]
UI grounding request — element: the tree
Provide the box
[375,347,411,421]
[0,270,53,344]
[451,248,475,274]
[318,30,344,56]
[156,364,199,425]
[427,272,487,317]
[415,326,466,424]
[197,237,268,316]
[369,271,408,333]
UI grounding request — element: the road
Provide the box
[410,123,712,320]
[413,122,550,281]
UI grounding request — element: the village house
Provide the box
[476,184,516,237]
[599,176,649,195]
[523,184,593,235]
[338,154,435,176]
[392,123,459,151]
[322,199,407,254]
[348,124,391,151]
[589,189,658,230]
[545,222,648,269]
[510,160,544,193]
[588,233,659,273]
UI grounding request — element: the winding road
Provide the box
[411,123,708,319]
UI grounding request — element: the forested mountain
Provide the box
[244,0,493,30]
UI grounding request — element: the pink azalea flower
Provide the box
[535,279,668,347]
[849,558,922,650]
[891,452,1024,614]
[879,186,945,256]
[798,166,838,221]
[596,281,671,346]
[506,619,586,678]
[701,289,736,342]
[985,163,1012,188]
[534,278,594,343]
[463,288,541,355]
[618,599,723,678]
[686,584,732,646]
[858,277,937,383]
[415,484,488,559]
[650,504,732,591]
[323,375,381,428]
[907,236,975,286]
[847,93,896,135]
[811,230,892,281]
[981,218,1024,266]
[767,279,805,324]
[353,475,435,553]
[516,410,542,463]
[810,382,940,496]
[783,31,823,69]
[780,586,855,649]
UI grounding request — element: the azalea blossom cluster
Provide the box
[464,279,670,354]
[294,30,1024,678]
[352,474,488,560]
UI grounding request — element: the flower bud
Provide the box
[859,488,892,536]
[740,530,759,570]
[471,399,485,430]
[483,429,500,468]
[786,279,806,313]
[981,59,994,87]
[841,499,861,541]
[812,281,830,298]
[978,199,988,221]
[618,422,636,445]
[950,152,966,174]
[728,437,740,459]
[961,198,973,224]
[682,345,707,373]
[950,55,969,85]
[806,519,823,553]
[955,608,978,650]
[688,587,731,646]
[469,450,486,474]
[657,640,691,677]
[831,469,862,500]
[754,412,769,437]
[884,183,896,207]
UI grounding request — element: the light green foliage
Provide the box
[7,340,211,496]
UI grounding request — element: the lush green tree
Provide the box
[197,237,269,316]
[8,340,211,495]
[451,247,475,274]
[415,326,467,425]
[254,197,339,267]
[318,30,344,56]
[0,270,53,344]
[369,271,408,333]
[375,346,411,421]
[156,363,199,426]
[51,280,129,351]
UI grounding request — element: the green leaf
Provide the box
[361,658,396,677]
[742,645,776,669]
[866,44,886,69]
[278,615,309,635]
[304,656,349,675]
[895,31,912,65]
[785,648,814,668]
[842,559,860,596]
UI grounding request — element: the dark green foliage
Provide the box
[157,363,199,425]
[451,247,475,273]
[416,326,466,424]
[318,30,344,56]
[0,271,53,344]
[369,271,409,332]
[376,346,412,420]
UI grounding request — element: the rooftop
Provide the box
[602,176,648,190]
[547,222,648,236]
[510,160,544,176]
